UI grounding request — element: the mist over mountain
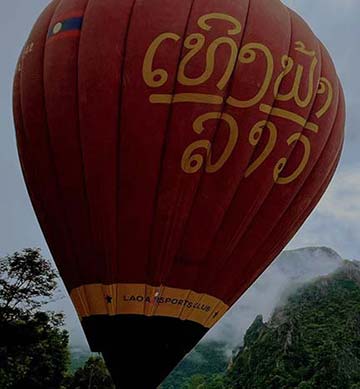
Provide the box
[206,247,342,347]
[225,261,360,388]
[47,246,343,356]
[163,248,347,388]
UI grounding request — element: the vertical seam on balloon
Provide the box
[42,0,85,290]
[29,0,65,245]
[17,57,28,143]
[248,149,343,297]
[81,0,112,311]
[224,7,298,262]
[115,0,137,283]
[204,10,325,292]
[170,0,251,272]
[232,108,343,306]
[17,43,52,241]
[158,0,254,293]
[271,21,323,181]
[153,0,196,286]
[18,27,30,154]
[175,1,253,324]
[225,50,342,303]
[252,77,342,279]
[209,3,294,267]
[14,68,26,167]
[230,152,342,307]
[191,1,295,291]
[76,0,103,311]
[146,0,196,285]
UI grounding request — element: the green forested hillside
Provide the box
[226,261,360,389]
[160,341,229,388]
[161,261,360,388]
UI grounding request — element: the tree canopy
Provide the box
[0,249,69,388]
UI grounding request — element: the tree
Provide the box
[66,356,115,389]
[0,248,70,389]
[184,374,206,389]
[161,341,228,388]
[0,248,58,321]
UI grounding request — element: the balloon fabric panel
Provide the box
[14,0,345,387]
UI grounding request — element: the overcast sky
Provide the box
[0,0,359,265]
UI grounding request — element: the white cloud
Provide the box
[284,0,358,12]
[317,167,360,222]
[288,166,360,259]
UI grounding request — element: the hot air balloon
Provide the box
[13,0,345,387]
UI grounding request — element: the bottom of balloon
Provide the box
[70,282,229,328]
[82,314,208,388]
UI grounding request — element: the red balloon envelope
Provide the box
[13,0,345,387]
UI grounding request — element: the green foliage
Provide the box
[0,312,70,389]
[0,248,58,321]
[0,249,69,389]
[69,350,94,373]
[0,249,115,388]
[65,356,115,389]
[179,373,226,389]
[226,262,360,388]
[161,341,228,389]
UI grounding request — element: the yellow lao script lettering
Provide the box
[316,77,333,119]
[273,41,318,109]
[177,13,241,90]
[182,112,239,174]
[144,13,242,104]
[143,32,181,88]
[143,20,333,118]
[259,42,333,129]
[142,13,335,184]
[274,132,311,185]
[244,116,315,184]
[227,42,274,109]
[245,120,277,178]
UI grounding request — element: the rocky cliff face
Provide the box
[162,247,346,388]
[225,261,360,389]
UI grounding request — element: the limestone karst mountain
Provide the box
[226,261,360,388]
[207,246,342,344]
